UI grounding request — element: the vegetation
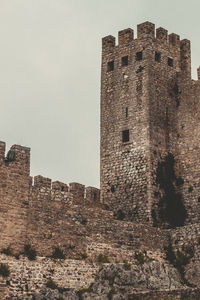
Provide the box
[51,247,66,260]
[1,247,12,256]
[24,245,37,261]
[97,254,110,263]
[46,278,69,294]
[165,243,194,284]
[0,263,10,278]
[134,252,145,265]
[46,278,58,290]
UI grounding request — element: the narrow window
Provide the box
[107,60,114,72]
[122,129,129,143]
[125,107,128,118]
[168,57,173,67]
[155,52,161,62]
[136,51,143,61]
[122,56,128,66]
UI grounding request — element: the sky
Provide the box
[0,0,200,188]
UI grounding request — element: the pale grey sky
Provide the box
[0,0,199,187]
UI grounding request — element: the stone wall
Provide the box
[1,253,199,300]
[0,253,99,298]
[100,21,200,226]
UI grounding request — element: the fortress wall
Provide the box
[0,254,100,298]
[170,223,200,258]
[0,142,30,252]
[100,21,196,225]
[174,77,200,224]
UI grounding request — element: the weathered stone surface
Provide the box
[0,21,200,299]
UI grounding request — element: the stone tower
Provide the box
[100,21,200,226]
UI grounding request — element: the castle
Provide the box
[0,22,200,299]
[100,21,200,226]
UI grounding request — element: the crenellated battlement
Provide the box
[31,174,100,203]
[102,21,184,48]
[101,21,200,226]
[102,21,192,79]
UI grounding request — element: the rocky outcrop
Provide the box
[7,260,200,300]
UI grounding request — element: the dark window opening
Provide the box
[198,197,200,203]
[155,52,161,62]
[107,60,114,72]
[94,192,97,200]
[126,107,128,118]
[168,57,173,67]
[122,129,129,143]
[136,51,143,61]
[122,56,128,66]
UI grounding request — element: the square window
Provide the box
[155,52,161,62]
[107,60,114,72]
[122,56,128,66]
[122,129,129,143]
[168,58,173,67]
[136,51,143,61]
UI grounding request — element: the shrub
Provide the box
[51,247,66,260]
[1,247,12,256]
[97,254,110,263]
[46,278,58,290]
[165,243,194,283]
[134,252,145,265]
[46,278,69,294]
[123,260,131,270]
[0,263,10,278]
[24,245,36,261]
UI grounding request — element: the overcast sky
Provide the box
[0,0,200,188]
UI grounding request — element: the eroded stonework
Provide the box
[0,21,200,299]
[100,21,200,226]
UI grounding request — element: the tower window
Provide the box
[122,129,129,142]
[168,57,173,67]
[155,52,161,62]
[125,107,128,118]
[107,60,114,72]
[122,56,128,66]
[136,51,143,61]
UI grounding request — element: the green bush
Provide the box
[1,247,12,256]
[51,247,66,260]
[0,263,10,278]
[46,278,69,294]
[165,243,194,283]
[46,278,58,290]
[97,254,110,263]
[24,245,37,260]
[134,252,145,265]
